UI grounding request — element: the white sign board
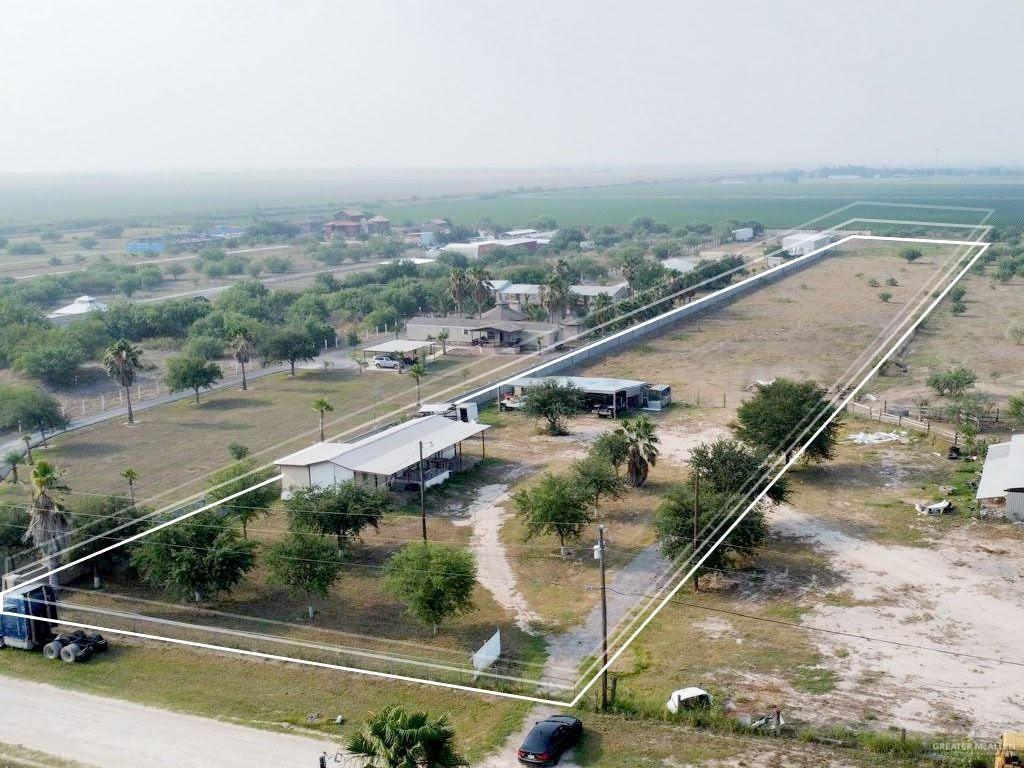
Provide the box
[471,629,501,676]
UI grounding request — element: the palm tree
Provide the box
[27,460,73,586]
[231,328,254,392]
[121,467,138,506]
[448,267,469,317]
[436,329,449,355]
[590,292,615,322]
[409,363,426,405]
[22,434,33,465]
[4,450,25,483]
[541,274,570,321]
[103,339,144,425]
[465,265,490,318]
[348,705,467,768]
[312,398,334,441]
[617,414,660,487]
[553,258,573,283]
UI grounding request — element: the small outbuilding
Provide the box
[46,295,109,325]
[976,434,1024,522]
[360,339,434,365]
[782,231,832,257]
[510,375,652,417]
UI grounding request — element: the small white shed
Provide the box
[782,231,832,257]
[976,434,1024,522]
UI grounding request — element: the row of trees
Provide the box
[127,468,478,635]
[512,415,660,552]
[5,445,476,638]
[583,254,745,334]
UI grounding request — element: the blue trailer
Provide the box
[1,584,58,650]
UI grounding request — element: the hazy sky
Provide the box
[3,0,1023,173]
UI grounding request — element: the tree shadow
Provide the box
[50,441,120,458]
[201,397,272,411]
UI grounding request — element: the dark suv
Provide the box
[517,715,582,765]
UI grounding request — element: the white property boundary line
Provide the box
[4,204,989,575]
[0,234,991,707]
[453,230,988,406]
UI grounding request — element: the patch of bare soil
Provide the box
[452,478,541,633]
[771,503,1024,735]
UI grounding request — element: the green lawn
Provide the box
[34,354,517,505]
[0,742,96,768]
[570,710,930,767]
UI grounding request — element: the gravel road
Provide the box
[0,676,342,768]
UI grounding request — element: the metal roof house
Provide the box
[977,434,1024,522]
[275,414,490,497]
[405,305,560,353]
[661,257,699,274]
[569,282,631,308]
[46,295,109,325]
[490,281,631,310]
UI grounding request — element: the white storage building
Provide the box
[782,231,832,257]
[976,434,1024,522]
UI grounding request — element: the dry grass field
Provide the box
[871,264,1024,409]
[476,241,973,631]
[613,420,1024,736]
[20,353,533,506]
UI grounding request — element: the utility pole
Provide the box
[419,441,427,542]
[598,524,608,710]
[693,472,700,593]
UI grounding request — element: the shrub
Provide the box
[8,241,44,255]
[263,255,293,273]
[1008,321,1024,345]
[13,339,84,386]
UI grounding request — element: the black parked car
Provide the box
[517,715,582,765]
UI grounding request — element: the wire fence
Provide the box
[845,401,959,442]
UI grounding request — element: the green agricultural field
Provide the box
[377,180,1024,230]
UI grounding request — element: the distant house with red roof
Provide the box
[323,208,391,240]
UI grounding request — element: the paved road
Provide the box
[0,676,341,768]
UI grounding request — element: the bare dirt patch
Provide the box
[771,502,1024,735]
